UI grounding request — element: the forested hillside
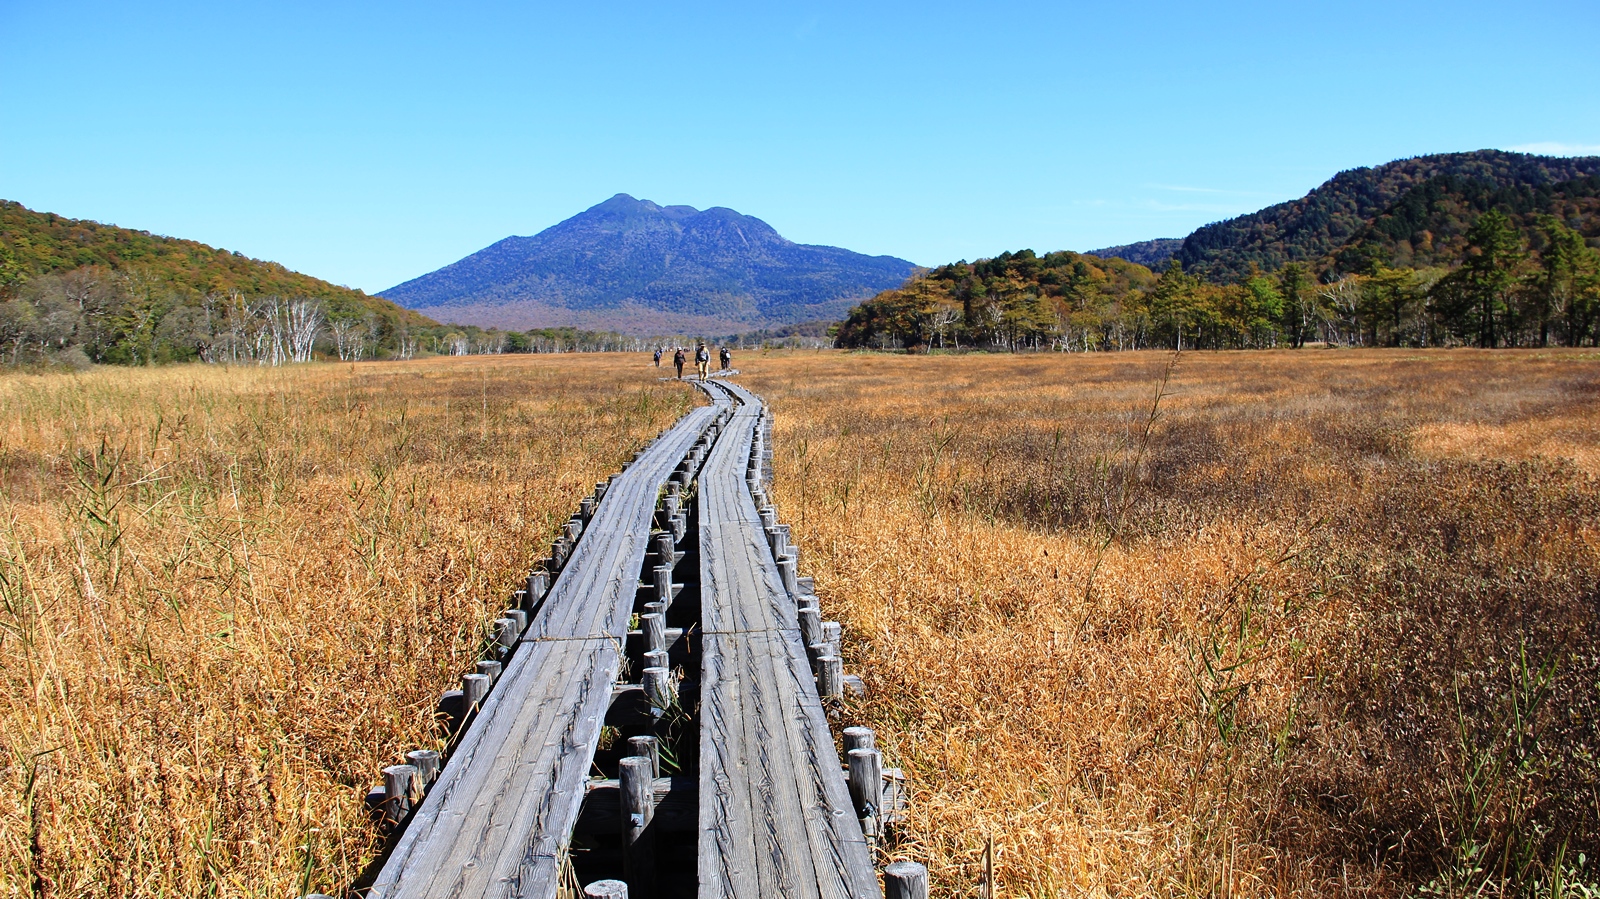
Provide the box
[841,151,1600,352]
[0,200,436,365]
[1174,150,1600,280]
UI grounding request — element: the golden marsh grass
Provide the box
[0,356,689,897]
[3,348,1598,898]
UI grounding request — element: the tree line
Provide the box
[834,211,1600,351]
[0,257,686,367]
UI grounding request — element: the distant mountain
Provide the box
[383,194,920,334]
[1173,150,1600,280]
[1085,238,1182,270]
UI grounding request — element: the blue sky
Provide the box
[2,0,1596,293]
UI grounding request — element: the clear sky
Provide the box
[2,0,1596,294]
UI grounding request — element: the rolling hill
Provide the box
[382,194,920,335]
[0,199,430,326]
[1169,150,1600,280]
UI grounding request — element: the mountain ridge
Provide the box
[384,194,920,334]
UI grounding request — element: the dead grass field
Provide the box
[2,349,1597,898]
[740,348,1600,898]
[0,356,689,898]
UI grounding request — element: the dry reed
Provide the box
[0,356,688,898]
[3,348,1597,898]
[741,348,1600,898]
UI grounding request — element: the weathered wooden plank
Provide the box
[368,401,725,899]
[696,380,877,899]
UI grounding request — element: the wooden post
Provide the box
[584,881,628,899]
[474,659,502,686]
[503,608,527,635]
[437,689,465,734]
[654,531,675,560]
[627,735,660,777]
[843,726,875,753]
[818,655,843,699]
[883,862,928,899]
[653,565,674,606]
[822,621,842,646]
[620,755,655,897]
[526,571,550,607]
[383,764,418,824]
[579,496,595,521]
[767,527,787,560]
[642,667,674,714]
[493,617,518,657]
[565,518,584,542]
[847,748,883,838]
[640,613,666,656]
[461,672,490,714]
[643,649,669,673]
[799,607,822,647]
[778,556,798,595]
[405,749,440,787]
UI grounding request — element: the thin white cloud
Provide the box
[1146,183,1229,194]
[1506,142,1600,156]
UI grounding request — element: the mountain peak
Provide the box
[383,196,917,335]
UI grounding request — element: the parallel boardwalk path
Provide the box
[695,380,877,899]
[369,402,724,899]
[362,379,899,899]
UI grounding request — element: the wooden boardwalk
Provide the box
[695,380,877,899]
[368,400,726,899]
[358,378,905,899]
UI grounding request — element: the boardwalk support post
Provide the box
[883,861,929,899]
[627,735,661,777]
[620,755,655,896]
[848,747,883,840]
[584,881,629,899]
[405,749,440,788]
[382,764,419,825]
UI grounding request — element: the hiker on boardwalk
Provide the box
[719,346,731,371]
[652,347,662,367]
[695,343,710,380]
[673,346,686,379]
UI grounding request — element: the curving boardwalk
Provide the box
[368,401,725,899]
[695,380,877,899]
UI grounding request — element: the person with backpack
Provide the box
[719,346,731,371]
[652,347,662,367]
[695,343,711,380]
[673,346,686,379]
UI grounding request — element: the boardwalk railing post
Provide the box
[620,755,655,897]
[883,861,929,899]
[847,747,883,839]
[475,659,502,686]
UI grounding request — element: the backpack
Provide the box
[696,347,709,363]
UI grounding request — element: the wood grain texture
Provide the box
[368,401,724,899]
[695,380,877,899]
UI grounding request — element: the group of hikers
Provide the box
[652,343,732,379]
